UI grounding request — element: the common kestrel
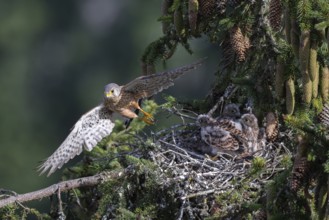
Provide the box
[197,106,264,157]
[197,114,245,155]
[240,113,260,153]
[38,59,204,176]
[216,103,241,121]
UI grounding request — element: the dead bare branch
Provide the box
[0,170,125,208]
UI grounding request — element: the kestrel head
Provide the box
[222,103,241,119]
[104,83,121,101]
[196,114,217,127]
[240,113,258,128]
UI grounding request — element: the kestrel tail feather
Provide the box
[319,104,329,126]
[38,105,114,177]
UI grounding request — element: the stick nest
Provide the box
[149,112,292,219]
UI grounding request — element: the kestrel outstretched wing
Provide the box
[122,58,205,98]
[38,105,114,177]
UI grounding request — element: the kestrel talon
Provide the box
[38,59,204,176]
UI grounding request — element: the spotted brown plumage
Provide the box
[197,114,245,154]
[197,110,263,156]
[38,105,114,176]
[240,113,260,153]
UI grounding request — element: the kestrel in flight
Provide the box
[38,59,204,176]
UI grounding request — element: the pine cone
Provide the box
[221,38,235,67]
[319,103,329,127]
[269,0,282,31]
[265,112,278,142]
[199,0,216,18]
[230,26,250,62]
[289,157,310,193]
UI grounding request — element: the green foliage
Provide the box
[249,157,266,175]
[161,95,177,108]
[323,151,329,173]
[265,168,311,219]
[169,0,181,13]
[284,109,314,131]
[0,205,20,220]
[297,0,313,30]
[92,158,179,219]
[0,204,50,220]
[141,36,178,64]
[281,154,293,168]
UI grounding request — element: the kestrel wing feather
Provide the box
[122,58,205,98]
[38,105,114,177]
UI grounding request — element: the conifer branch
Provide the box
[0,170,125,208]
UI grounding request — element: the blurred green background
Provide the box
[0,0,217,199]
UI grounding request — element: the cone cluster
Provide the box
[269,0,282,31]
[289,157,309,193]
[265,112,279,142]
[198,0,216,18]
[229,26,250,62]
